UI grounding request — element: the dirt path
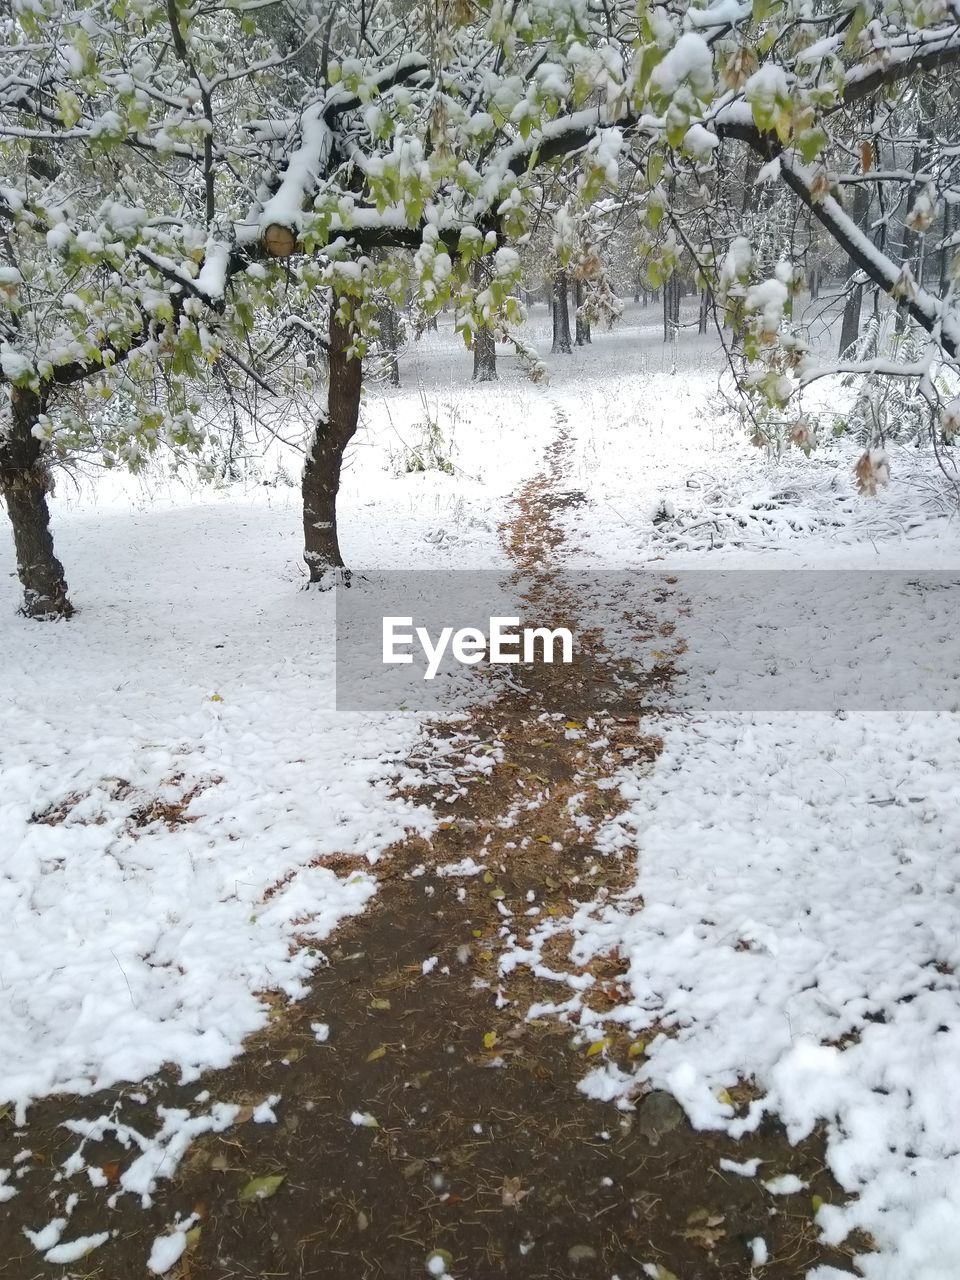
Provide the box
[0,415,861,1279]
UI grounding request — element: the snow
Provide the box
[649,32,713,100]
[61,1101,241,1206]
[750,1236,769,1266]
[44,1231,110,1263]
[0,495,436,1118]
[23,1217,67,1250]
[147,1230,188,1275]
[763,1174,807,1196]
[5,299,960,1279]
[147,1215,199,1275]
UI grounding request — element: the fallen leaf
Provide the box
[357,1210,369,1231]
[502,1175,529,1208]
[683,1223,726,1250]
[585,1037,610,1058]
[100,1160,121,1184]
[238,1173,286,1202]
[368,998,391,1011]
[483,1031,498,1050]
[366,1045,387,1062]
[628,1040,646,1059]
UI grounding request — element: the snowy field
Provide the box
[4,300,960,1277]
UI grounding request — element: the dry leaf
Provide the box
[855,449,891,496]
[502,1175,529,1208]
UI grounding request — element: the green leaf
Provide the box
[239,1173,286,1202]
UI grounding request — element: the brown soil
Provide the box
[0,411,865,1280]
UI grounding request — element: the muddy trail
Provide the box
[0,414,862,1280]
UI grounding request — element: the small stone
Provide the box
[636,1091,686,1147]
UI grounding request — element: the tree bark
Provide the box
[698,287,710,334]
[839,182,870,355]
[472,326,497,381]
[377,300,401,386]
[472,258,498,381]
[302,299,362,583]
[0,386,73,618]
[663,276,680,343]
[551,270,572,354]
[574,280,591,345]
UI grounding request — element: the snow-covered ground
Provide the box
[4,300,960,1277]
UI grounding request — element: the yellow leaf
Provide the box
[209,692,224,703]
[366,1045,387,1062]
[628,1040,646,1059]
[565,721,583,730]
[586,1037,610,1057]
[483,1031,498,1049]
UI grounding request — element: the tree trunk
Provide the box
[472,258,498,382]
[472,326,497,381]
[663,276,680,343]
[377,300,401,387]
[302,300,362,584]
[0,386,73,618]
[839,183,870,354]
[551,270,572,354]
[574,280,591,345]
[940,203,955,296]
[698,288,710,334]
